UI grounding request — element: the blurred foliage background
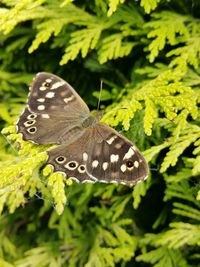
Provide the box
[0,0,200,266]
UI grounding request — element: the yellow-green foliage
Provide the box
[0,0,199,266]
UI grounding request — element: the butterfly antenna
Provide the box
[1,132,18,154]
[97,80,103,111]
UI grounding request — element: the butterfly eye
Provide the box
[69,162,76,168]
[24,120,36,127]
[56,156,66,164]
[65,161,78,170]
[78,165,86,173]
[44,82,51,87]
[27,114,37,120]
[27,127,37,134]
[126,160,134,170]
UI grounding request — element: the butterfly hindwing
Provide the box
[47,124,148,185]
[47,129,96,183]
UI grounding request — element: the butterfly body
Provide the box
[16,72,148,186]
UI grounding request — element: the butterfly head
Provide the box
[94,110,104,121]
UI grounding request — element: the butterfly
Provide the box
[16,72,148,186]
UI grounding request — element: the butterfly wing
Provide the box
[16,73,89,144]
[47,129,96,183]
[27,72,89,116]
[85,123,148,185]
[47,123,148,186]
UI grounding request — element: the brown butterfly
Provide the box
[16,72,148,186]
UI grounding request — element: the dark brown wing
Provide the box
[27,72,89,116]
[16,72,90,144]
[47,123,148,186]
[85,123,148,185]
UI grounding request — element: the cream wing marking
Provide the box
[37,105,45,111]
[110,154,119,163]
[46,92,55,98]
[123,147,135,160]
[51,81,65,90]
[92,160,99,168]
[83,152,88,161]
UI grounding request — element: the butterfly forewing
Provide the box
[28,72,89,116]
[17,72,148,185]
[16,73,89,144]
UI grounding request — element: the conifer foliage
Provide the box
[0,0,200,266]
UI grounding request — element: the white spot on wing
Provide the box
[110,154,119,163]
[134,161,139,168]
[39,86,46,91]
[46,78,52,83]
[107,135,117,144]
[64,95,75,104]
[123,147,135,160]
[37,105,45,111]
[51,81,65,90]
[46,92,55,98]
[120,164,126,173]
[102,162,108,170]
[41,114,50,119]
[92,160,99,168]
[83,152,88,161]
[37,98,45,102]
